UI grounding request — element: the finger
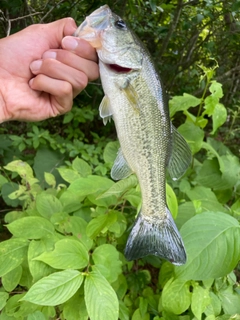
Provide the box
[61,37,98,62]
[30,58,88,96]
[29,74,73,116]
[42,49,99,81]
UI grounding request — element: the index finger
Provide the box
[61,37,98,62]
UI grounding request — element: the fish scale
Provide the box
[74,5,192,265]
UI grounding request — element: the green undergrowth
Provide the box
[0,68,240,319]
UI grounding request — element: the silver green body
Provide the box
[75,5,192,265]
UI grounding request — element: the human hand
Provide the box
[0,18,99,122]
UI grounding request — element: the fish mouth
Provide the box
[108,64,132,73]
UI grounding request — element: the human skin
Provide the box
[0,18,99,122]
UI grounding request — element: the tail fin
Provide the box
[124,208,186,265]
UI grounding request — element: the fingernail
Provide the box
[62,36,78,50]
[30,60,42,72]
[42,51,57,59]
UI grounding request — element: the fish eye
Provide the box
[115,19,127,30]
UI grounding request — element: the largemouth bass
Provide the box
[75,5,192,265]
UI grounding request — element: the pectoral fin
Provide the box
[167,125,192,180]
[111,148,133,180]
[121,83,140,114]
[99,95,113,125]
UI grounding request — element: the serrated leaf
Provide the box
[175,212,240,280]
[84,268,119,320]
[92,244,122,283]
[161,278,191,314]
[0,238,28,276]
[21,270,83,306]
[35,238,88,270]
[72,157,92,177]
[6,216,55,239]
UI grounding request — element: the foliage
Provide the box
[1,66,240,318]
[1,1,240,319]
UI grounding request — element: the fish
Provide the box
[74,5,192,265]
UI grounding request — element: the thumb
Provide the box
[44,18,77,48]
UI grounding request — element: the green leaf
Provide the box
[92,244,122,283]
[166,183,178,219]
[28,239,56,283]
[205,292,222,317]
[169,94,201,118]
[178,121,204,154]
[59,190,83,213]
[6,216,55,239]
[36,193,63,219]
[2,265,22,292]
[27,311,46,320]
[191,285,211,319]
[86,211,117,239]
[211,103,227,134]
[62,293,88,320]
[217,286,240,315]
[1,182,22,207]
[0,238,28,277]
[161,278,191,314]
[33,147,65,188]
[44,172,56,188]
[63,216,93,250]
[186,186,225,213]
[21,270,83,306]
[4,160,34,179]
[68,175,114,197]
[34,238,89,270]
[72,157,92,177]
[84,268,119,320]
[58,168,81,183]
[97,175,138,199]
[0,292,9,311]
[175,212,240,280]
[132,308,150,320]
[103,141,120,164]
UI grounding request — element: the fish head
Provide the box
[74,5,143,73]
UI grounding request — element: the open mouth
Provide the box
[108,64,132,73]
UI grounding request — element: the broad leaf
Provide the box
[36,193,63,219]
[175,211,240,280]
[21,270,83,306]
[6,216,55,239]
[178,121,204,154]
[72,157,92,177]
[0,292,9,310]
[161,278,191,314]
[84,268,119,320]
[191,285,211,319]
[0,238,28,277]
[169,94,201,118]
[92,244,122,283]
[2,265,22,292]
[34,238,89,270]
